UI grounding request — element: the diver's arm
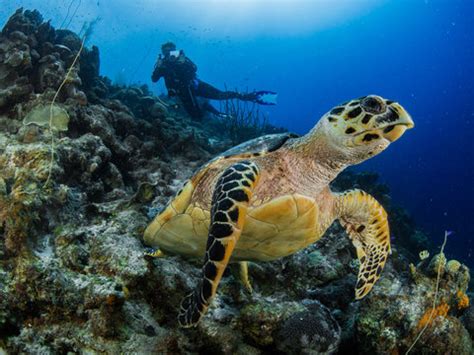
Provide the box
[151,56,166,82]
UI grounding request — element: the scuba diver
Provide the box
[151,41,277,120]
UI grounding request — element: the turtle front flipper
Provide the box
[178,160,260,327]
[336,189,391,299]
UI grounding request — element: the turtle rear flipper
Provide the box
[178,160,260,327]
[239,261,253,293]
[336,189,391,299]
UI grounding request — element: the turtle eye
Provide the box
[361,96,386,114]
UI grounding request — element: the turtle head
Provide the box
[315,95,414,164]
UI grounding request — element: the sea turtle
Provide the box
[144,95,414,327]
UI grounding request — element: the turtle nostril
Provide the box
[361,96,386,114]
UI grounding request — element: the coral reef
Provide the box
[0,8,472,354]
[356,251,472,354]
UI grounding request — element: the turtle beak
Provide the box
[381,103,414,142]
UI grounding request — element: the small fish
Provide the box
[419,250,429,260]
[144,247,163,258]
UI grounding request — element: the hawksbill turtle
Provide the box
[144,95,414,327]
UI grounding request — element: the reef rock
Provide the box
[356,253,471,354]
[0,8,87,113]
[275,301,341,354]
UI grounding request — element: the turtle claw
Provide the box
[178,292,203,328]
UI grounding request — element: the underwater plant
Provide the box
[59,0,82,30]
[406,230,453,354]
[218,87,279,145]
[79,16,101,44]
[43,36,85,187]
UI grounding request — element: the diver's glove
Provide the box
[242,91,278,105]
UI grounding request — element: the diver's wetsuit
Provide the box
[151,51,252,119]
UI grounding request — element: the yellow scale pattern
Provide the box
[337,189,391,299]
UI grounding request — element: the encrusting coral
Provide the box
[457,290,470,310]
[416,302,450,330]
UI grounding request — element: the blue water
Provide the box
[3,1,473,264]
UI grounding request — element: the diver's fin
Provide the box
[254,90,278,105]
